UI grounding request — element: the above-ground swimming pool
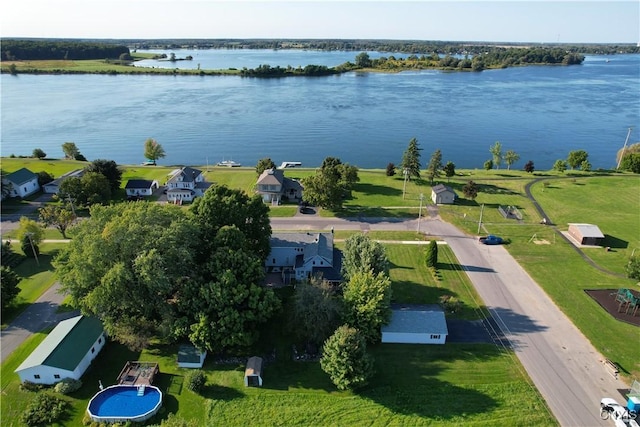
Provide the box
[87,385,163,423]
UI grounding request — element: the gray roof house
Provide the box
[431,184,456,205]
[382,305,448,344]
[256,168,303,204]
[42,169,84,194]
[15,315,106,384]
[567,223,605,246]
[267,232,341,284]
[166,167,212,204]
[125,179,159,197]
[4,168,40,198]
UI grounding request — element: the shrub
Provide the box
[21,393,69,426]
[54,378,82,395]
[19,381,43,392]
[320,325,374,391]
[185,370,206,393]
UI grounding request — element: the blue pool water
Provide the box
[88,385,162,421]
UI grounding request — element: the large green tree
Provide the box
[144,138,166,165]
[61,142,80,160]
[426,149,443,184]
[443,161,456,182]
[401,137,422,180]
[301,157,359,210]
[620,153,640,173]
[38,205,75,239]
[178,227,280,352]
[59,172,111,206]
[462,180,479,200]
[343,270,392,343]
[504,150,520,170]
[189,185,272,260]
[320,325,374,391]
[54,203,199,349]
[85,159,122,191]
[341,233,389,281]
[567,150,589,170]
[489,141,503,169]
[289,277,343,347]
[1,265,20,309]
[256,157,276,176]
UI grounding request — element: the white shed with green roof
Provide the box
[15,315,106,385]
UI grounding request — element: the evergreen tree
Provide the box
[426,149,443,184]
[401,138,422,180]
[425,240,438,268]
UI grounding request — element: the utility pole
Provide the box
[477,203,485,235]
[66,194,77,218]
[25,232,39,265]
[417,193,424,233]
[616,127,633,170]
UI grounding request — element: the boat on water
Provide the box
[217,159,242,167]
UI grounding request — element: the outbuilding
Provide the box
[431,184,456,205]
[177,344,207,369]
[567,223,605,246]
[244,356,263,387]
[382,305,448,344]
[125,179,159,197]
[15,315,106,385]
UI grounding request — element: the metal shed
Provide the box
[567,223,605,246]
[244,356,263,387]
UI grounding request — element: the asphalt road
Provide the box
[274,214,628,426]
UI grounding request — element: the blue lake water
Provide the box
[1,51,638,169]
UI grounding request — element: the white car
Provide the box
[601,398,638,426]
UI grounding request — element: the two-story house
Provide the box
[266,232,341,285]
[256,168,303,204]
[166,167,212,203]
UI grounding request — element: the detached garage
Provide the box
[382,305,448,344]
[567,223,605,246]
[15,315,105,385]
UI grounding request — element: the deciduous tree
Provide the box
[483,159,493,171]
[301,157,359,210]
[39,205,75,239]
[401,138,422,180]
[620,153,640,173]
[504,150,520,170]
[85,159,122,191]
[567,150,588,170]
[443,161,455,182]
[32,148,46,159]
[553,159,567,173]
[144,138,166,165]
[524,160,535,173]
[343,270,392,343]
[62,142,80,160]
[489,141,503,169]
[320,325,374,391]
[341,233,389,281]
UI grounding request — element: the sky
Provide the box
[1,1,638,44]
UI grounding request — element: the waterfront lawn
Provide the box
[1,243,66,329]
[438,174,640,379]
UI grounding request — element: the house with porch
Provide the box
[4,168,40,198]
[266,232,341,284]
[165,167,212,203]
[256,168,303,204]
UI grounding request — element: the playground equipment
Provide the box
[613,289,640,316]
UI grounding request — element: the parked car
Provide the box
[479,235,504,245]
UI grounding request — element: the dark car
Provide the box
[479,235,503,245]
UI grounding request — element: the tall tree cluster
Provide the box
[54,186,279,353]
[301,157,359,210]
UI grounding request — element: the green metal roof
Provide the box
[5,167,37,186]
[16,315,104,373]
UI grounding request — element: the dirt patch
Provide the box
[585,289,640,327]
[532,239,551,245]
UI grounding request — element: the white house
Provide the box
[267,232,341,284]
[165,167,212,204]
[125,179,159,197]
[15,315,106,385]
[177,344,207,369]
[256,168,303,204]
[382,305,448,344]
[42,169,84,195]
[431,184,456,205]
[4,168,40,198]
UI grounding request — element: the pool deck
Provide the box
[116,361,159,386]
